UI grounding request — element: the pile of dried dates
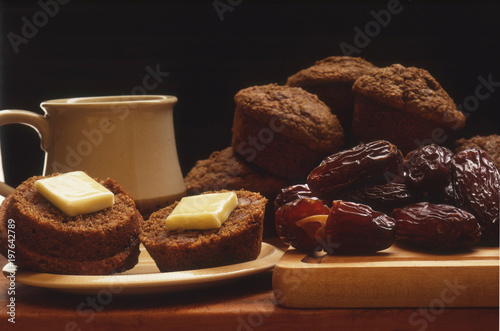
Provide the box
[275,140,499,255]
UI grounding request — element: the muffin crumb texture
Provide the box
[0,174,142,275]
[140,190,266,272]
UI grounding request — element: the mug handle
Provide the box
[0,109,50,196]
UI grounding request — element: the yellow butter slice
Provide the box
[165,192,238,231]
[35,171,114,217]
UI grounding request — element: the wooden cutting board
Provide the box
[272,243,499,308]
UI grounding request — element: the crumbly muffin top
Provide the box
[352,64,466,127]
[234,84,344,152]
[184,147,289,197]
[454,134,500,170]
[287,56,377,85]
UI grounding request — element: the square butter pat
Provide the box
[165,192,238,231]
[35,171,114,217]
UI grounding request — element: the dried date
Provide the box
[340,181,420,214]
[275,197,330,254]
[402,144,454,191]
[320,200,396,254]
[307,140,403,199]
[391,202,481,249]
[451,149,500,243]
[274,184,319,212]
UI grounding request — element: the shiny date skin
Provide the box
[307,140,403,199]
[340,181,421,214]
[276,144,497,254]
[402,144,454,192]
[392,202,481,249]
[274,184,321,212]
[451,149,500,243]
[275,197,330,254]
[321,201,396,254]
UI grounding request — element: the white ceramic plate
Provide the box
[2,243,283,295]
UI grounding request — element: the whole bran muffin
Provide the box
[184,147,290,198]
[184,146,289,237]
[454,134,500,171]
[231,84,344,179]
[286,56,377,132]
[0,174,142,275]
[140,190,266,272]
[352,64,466,154]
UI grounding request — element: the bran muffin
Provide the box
[231,84,344,179]
[286,56,377,132]
[140,190,266,272]
[184,147,289,198]
[0,174,142,275]
[352,64,466,154]
[454,134,500,171]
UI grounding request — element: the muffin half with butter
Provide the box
[0,171,142,275]
[140,190,266,272]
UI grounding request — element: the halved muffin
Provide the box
[0,174,142,275]
[140,190,266,272]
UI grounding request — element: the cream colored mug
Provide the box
[0,95,187,216]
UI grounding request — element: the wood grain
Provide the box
[272,244,499,308]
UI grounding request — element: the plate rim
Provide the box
[2,242,284,294]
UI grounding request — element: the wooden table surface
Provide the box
[0,239,498,331]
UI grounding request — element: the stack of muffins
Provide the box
[287,57,466,154]
[185,83,346,236]
[185,56,470,236]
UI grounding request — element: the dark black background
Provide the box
[1,0,499,187]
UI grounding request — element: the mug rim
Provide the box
[41,95,177,106]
